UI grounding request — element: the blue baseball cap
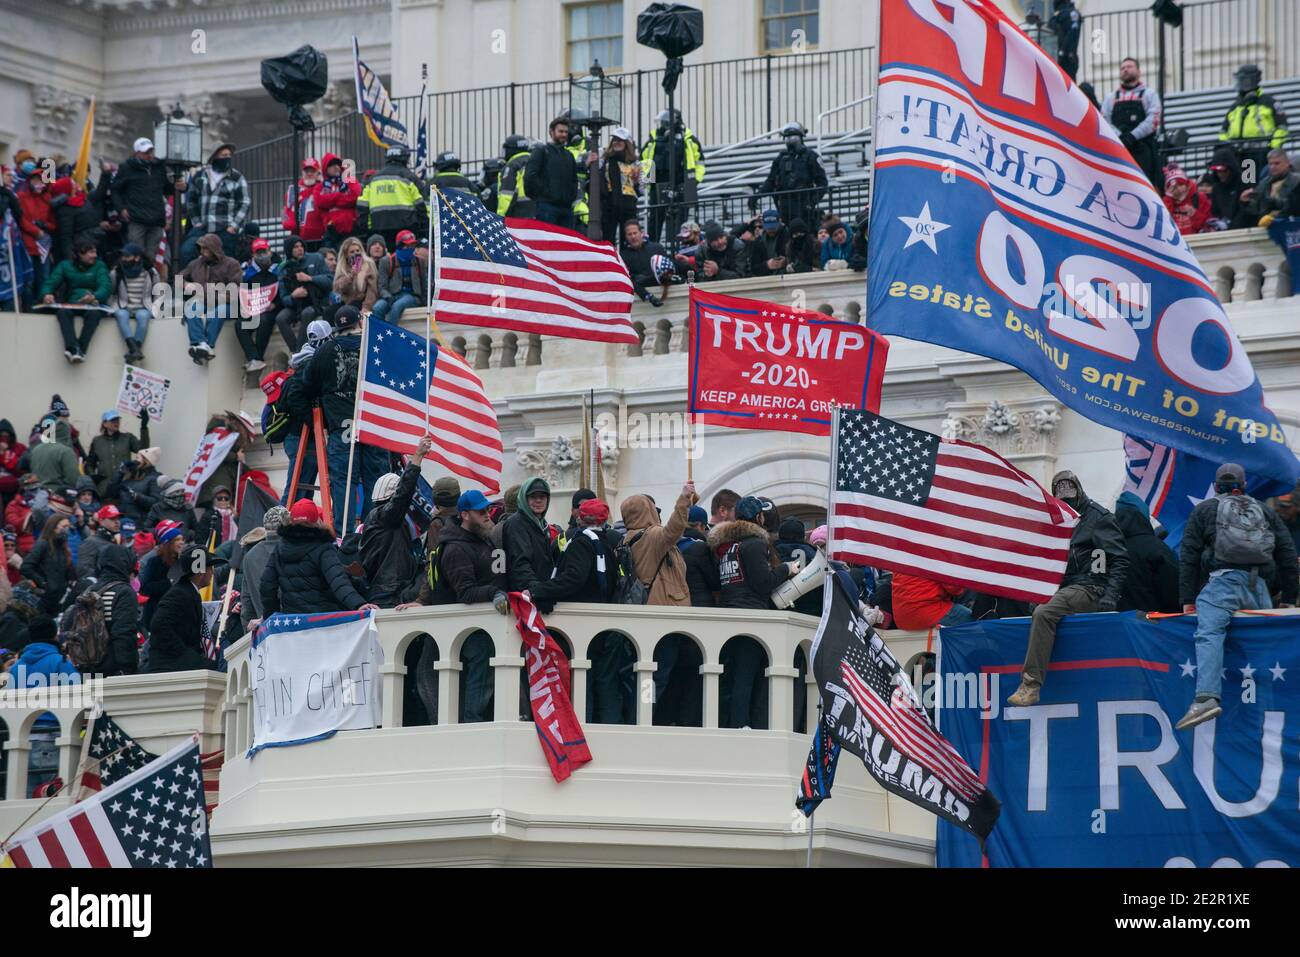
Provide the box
[736,496,764,521]
[761,208,780,227]
[688,505,708,524]
[102,409,121,422]
[457,489,491,513]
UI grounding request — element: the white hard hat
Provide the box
[372,472,402,503]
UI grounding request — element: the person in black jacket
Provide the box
[90,544,140,676]
[259,500,377,618]
[397,490,504,724]
[112,139,182,271]
[532,498,618,606]
[1113,492,1179,614]
[1009,470,1129,706]
[105,448,164,524]
[501,477,559,612]
[710,497,797,729]
[146,545,218,674]
[20,514,75,616]
[359,436,431,607]
[1175,462,1298,729]
[145,481,198,537]
[679,222,747,282]
[274,235,332,351]
[524,117,586,230]
[746,209,790,278]
[758,123,828,228]
[774,518,821,617]
[681,505,721,607]
[619,221,669,304]
[139,522,185,630]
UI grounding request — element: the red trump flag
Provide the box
[687,288,889,436]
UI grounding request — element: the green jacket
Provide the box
[41,258,111,304]
[29,420,81,493]
[86,430,142,496]
[1219,90,1289,148]
[497,150,534,217]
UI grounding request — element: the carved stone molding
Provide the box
[307,80,357,125]
[94,102,135,165]
[517,432,619,493]
[31,84,88,154]
[168,94,236,156]
[941,398,1063,458]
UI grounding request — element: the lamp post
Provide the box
[570,60,622,241]
[154,105,203,277]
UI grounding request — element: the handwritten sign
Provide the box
[248,611,383,756]
[116,364,172,424]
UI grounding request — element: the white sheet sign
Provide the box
[248,611,383,756]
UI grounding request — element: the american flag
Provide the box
[75,713,224,815]
[355,319,502,493]
[431,185,638,344]
[830,410,1077,604]
[3,737,213,868]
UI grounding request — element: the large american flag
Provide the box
[431,186,638,344]
[3,737,213,868]
[355,319,502,493]
[830,410,1077,603]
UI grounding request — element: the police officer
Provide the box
[641,109,706,244]
[758,122,827,229]
[496,134,535,218]
[1103,57,1164,190]
[1049,0,1082,81]
[357,146,428,248]
[430,151,476,196]
[1220,64,1289,179]
[478,157,505,212]
[559,110,592,227]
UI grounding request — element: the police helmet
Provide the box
[1234,63,1262,94]
[385,145,410,164]
[434,150,461,173]
[502,134,530,156]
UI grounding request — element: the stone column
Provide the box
[492,650,526,721]
[701,663,723,729]
[379,661,405,728]
[4,740,30,801]
[766,665,799,732]
[435,659,460,725]
[634,661,658,725]
[570,657,592,724]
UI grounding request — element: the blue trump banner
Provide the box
[935,612,1300,868]
[866,0,1300,486]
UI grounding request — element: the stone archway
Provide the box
[697,447,830,515]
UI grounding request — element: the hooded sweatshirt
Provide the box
[1113,493,1180,613]
[29,419,80,493]
[180,233,241,287]
[90,544,140,675]
[278,234,333,309]
[1052,469,1129,603]
[0,418,29,498]
[1202,146,1247,228]
[313,153,362,235]
[620,490,692,606]
[501,477,559,597]
[1163,171,1211,235]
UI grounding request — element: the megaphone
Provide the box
[772,548,828,609]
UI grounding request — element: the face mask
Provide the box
[212,156,231,172]
[20,161,36,174]
[396,247,415,265]
[785,136,802,151]
[1053,481,1079,501]
[254,252,271,267]
[30,182,45,193]
[121,259,142,277]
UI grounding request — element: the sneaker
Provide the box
[198,342,216,357]
[187,344,200,360]
[244,358,266,373]
[647,294,663,307]
[1007,682,1040,707]
[63,349,76,363]
[1175,697,1222,730]
[70,350,85,364]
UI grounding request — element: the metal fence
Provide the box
[233,0,1297,226]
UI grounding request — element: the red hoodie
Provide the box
[0,419,27,499]
[891,572,965,631]
[281,159,325,241]
[16,182,55,255]
[312,153,362,236]
[1163,173,1212,235]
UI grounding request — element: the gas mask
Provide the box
[1052,479,1080,505]
[784,134,803,151]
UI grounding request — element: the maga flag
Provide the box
[688,287,888,436]
[812,569,1000,843]
[866,0,1299,485]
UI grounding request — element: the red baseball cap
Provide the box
[96,504,122,521]
[395,229,417,246]
[302,157,319,170]
[251,238,270,252]
[290,499,321,524]
[578,498,610,523]
[260,369,290,403]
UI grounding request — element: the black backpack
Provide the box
[263,371,311,445]
[59,586,109,672]
[614,531,670,605]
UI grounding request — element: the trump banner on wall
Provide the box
[249,611,384,757]
[936,612,1300,868]
[867,0,1300,485]
[688,287,888,436]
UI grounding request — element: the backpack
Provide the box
[263,371,309,445]
[1213,495,1275,566]
[59,586,109,671]
[614,530,668,605]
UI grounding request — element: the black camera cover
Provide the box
[260,45,329,107]
[635,3,704,59]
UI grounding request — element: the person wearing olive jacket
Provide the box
[41,238,112,362]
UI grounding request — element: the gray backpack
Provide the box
[1213,495,1274,565]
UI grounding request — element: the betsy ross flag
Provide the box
[74,713,224,815]
[811,571,999,843]
[432,185,638,344]
[355,319,502,493]
[830,409,1077,603]
[2,736,213,868]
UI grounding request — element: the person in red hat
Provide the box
[75,503,122,579]
[257,499,378,618]
[237,236,281,372]
[1163,167,1212,235]
[281,157,326,244]
[371,229,428,324]
[313,153,362,248]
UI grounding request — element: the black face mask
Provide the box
[121,259,142,277]
[211,156,231,172]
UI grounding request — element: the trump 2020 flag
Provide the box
[248,611,384,757]
[866,0,1299,486]
[813,570,1000,843]
[2,736,212,868]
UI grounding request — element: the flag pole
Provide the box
[426,185,436,435]
[340,370,362,535]
[213,460,243,642]
[4,220,20,310]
